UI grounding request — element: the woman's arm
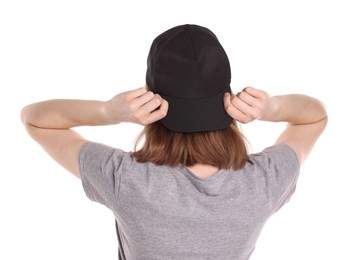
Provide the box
[224,87,328,165]
[20,87,168,178]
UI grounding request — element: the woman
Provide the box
[21,24,327,259]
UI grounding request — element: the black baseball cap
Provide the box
[146,24,233,132]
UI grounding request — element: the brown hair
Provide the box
[132,121,248,170]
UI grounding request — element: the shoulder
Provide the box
[248,143,300,173]
[78,141,136,206]
[78,141,134,176]
[246,144,301,212]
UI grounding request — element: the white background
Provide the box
[1,0,350,259]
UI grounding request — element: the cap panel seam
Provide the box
[187,29,198,60]
[152,28,185,92]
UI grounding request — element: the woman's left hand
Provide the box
[105,87,169,125]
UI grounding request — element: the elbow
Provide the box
[320,98,328,119]
[21,104,40,127]
[315,99,328,125]
[20,106,29,126]
[20,106,37,134]
[321,114,328,129]
[321,104,328,128]
[316,99,328,128]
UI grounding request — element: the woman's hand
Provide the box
[105,87,169,125]
[223,87,270,124]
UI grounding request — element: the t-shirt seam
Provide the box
[269,144,300,213]
[115,153,128,207]
[79,142,95,201]
[181,166,227,183]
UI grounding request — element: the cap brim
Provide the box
[160,86,232,132]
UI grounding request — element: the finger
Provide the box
[224,93,250,123]
[126,87,148,100]
[226,105,249,123]
[237,91,262,109]
[231,94,253,115]
[223,92,234,111]
[232,95,261,121]
[146,98,169,124]
[133,91,156,108]
[140,95,162,115]
[243,86,267,100]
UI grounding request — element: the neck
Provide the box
[186,164,219,179]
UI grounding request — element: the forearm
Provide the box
[19,88,166,178]
[21,99,111,129]
[21,87,168,130]
[260,94,327,125]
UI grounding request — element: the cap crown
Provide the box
[147,24,231,99]
[146,24,232,132]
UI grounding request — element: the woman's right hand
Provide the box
[223,87,270,124]
[224,86,328,165]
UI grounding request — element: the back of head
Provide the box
[134,24,248,169]
[146,24,232,132]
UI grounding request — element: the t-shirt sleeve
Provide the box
[252,143,301,214]
[78,141,127,209]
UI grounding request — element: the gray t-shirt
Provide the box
[79,142,300,260]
